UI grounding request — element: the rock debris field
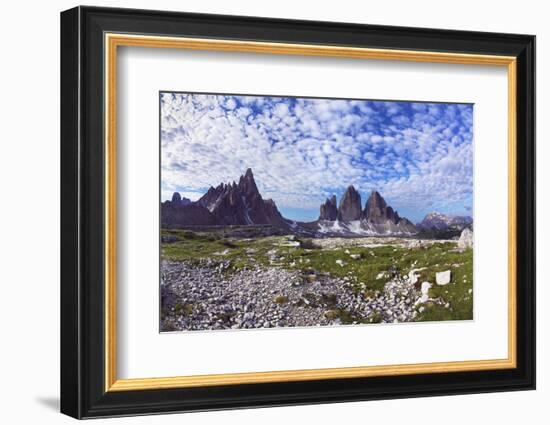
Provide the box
[160,233,472,332]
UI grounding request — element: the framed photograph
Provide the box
[60,6,535,419]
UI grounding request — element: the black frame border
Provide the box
[60,6,535,419]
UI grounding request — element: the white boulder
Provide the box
[421,281,432,295]
[408,240,422,249]
[458,227,473,249]
[415,282,432,305]
[436,270,451,285]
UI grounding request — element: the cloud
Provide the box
[160,93,473,221]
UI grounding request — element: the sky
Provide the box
[160,92,473,223]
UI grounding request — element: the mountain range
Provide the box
[161,169,470,237]
[416,212,473,231]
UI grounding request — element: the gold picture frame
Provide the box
[104,33,517,392]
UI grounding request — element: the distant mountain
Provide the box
[417,212,472,231]
[316,189,417,236]
[162,168,287,228]
[415,212,473,239]
[171,192,192,205]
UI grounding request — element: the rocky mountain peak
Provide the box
[319,195,338,221]
[337,185,362,222]
[237,167,260,197]
[365,190,386,211]
[363,190,400,224]
[190,169,286,227]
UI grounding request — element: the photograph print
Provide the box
[160,92,474,332]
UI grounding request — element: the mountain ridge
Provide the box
[164,168,287,228]
[161,169,464,237]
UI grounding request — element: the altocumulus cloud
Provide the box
[161,92,473,222]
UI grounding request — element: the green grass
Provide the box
[174,302,194,316]
[162,229,275,267]
[324,308,383,325]
[161,229,473,322]
[274,295,289,305]
[415,251,473,322]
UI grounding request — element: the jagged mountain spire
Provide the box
[363,190,399,223]
[237,167,259,197]
[337,186,362,222]
[193,169,285,226]
[319,195,338,221]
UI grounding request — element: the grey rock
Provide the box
[458,227,473,249]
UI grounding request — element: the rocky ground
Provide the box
[160,229,473,332]
[161,257,453,332]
